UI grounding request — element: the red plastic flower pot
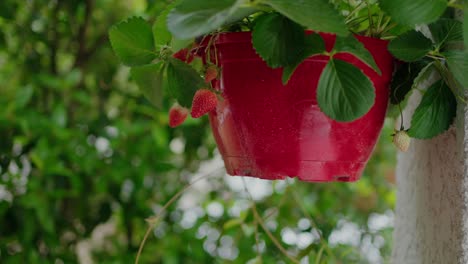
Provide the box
[200,32,393,182]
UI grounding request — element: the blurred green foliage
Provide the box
[0,0,396,263]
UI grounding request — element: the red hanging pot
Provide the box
[199,32,393,182]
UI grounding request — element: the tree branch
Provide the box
[74,0,94,68]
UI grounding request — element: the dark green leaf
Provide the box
[15,85,34,108]
[429,19,463,49]
[252,13,305,68]
[317,59,375,122]
[443,50,468,89]
[388,30,433,62]
[390,61,432,105]
[282,33,325,84]
[109,17,157,66]
[165,58,205,107]
[408,80,456,139]
[379,0,446,26]
[0,0,17,20]
[333,35,381,75]
[263,0,348,36]
[167,0,240,39]
[131,62,165,109]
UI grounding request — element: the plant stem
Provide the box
[433,59,467,103]
[291,189,335,260]
[448,0,464,10]
[251,203,300,264]
[241,179,300,264]
[134,170,220,264]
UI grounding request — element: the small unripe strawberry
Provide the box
[393,130,411,152]
[172,48,194,63]
[205,65,218,83]
[168,104,188,128]
[191,89,218,118]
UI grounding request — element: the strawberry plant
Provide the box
[109,0,468,142]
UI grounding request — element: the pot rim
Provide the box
[197,31,389,47]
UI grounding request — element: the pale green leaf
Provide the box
[130,62,165,109]
[109,17,156,66]
[153,4,175,48]
[171,38,193,52]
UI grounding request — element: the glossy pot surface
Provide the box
[204,32,393,182]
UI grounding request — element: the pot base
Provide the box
[224,156,364,182]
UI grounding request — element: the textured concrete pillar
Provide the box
[392,72,468,263]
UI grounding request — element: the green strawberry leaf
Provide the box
[317,58,375,122]
[167,0,241,39]
[165,58,205,107]
[171,38,194,52]
[262,0,348,36]
[153,3,176,49]
[388,30,433,62]
[443,50,468,89]
[379,0,447,26]
[282,33,325,84]
[408,80,456,139]
[109,17,157,66]
[429,18,463,49]
[333,35,381,75]
[252,13,305,68]
[130,62,165,109]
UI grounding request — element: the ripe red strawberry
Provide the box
[191,89,218,118]
[392,130,411,152]
[168,104,189,128]
[205,65,218,83]
[172,48,194,63]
